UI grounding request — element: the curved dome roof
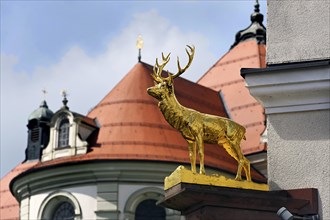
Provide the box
[28,100,54,121]
[29,62,261,182]
[1,62,267,219]
[14,62,266,183]
[198,41,266,154]
[85,62,234,171]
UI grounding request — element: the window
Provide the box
[38,192,81,220]
[31,126,39,142]
[124,187,175,220]
[58,118,70,148]
[135,199,165,220]
[52,201,75,220]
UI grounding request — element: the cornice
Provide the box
[242,60,330,114]
[10,161,180,201]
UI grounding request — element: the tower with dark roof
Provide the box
[231,0,266,49]
[198,1,267,176]
[25,100,54,161]
[198,2,266,154]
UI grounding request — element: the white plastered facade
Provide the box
[13,161,194,220]
[245,63,330,219]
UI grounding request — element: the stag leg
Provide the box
[232,139,251,181]
[233,143,245,181]
[234,144,249,181]
[243,157,251,181]
[236,159,244,181]
[196,135,205,175]
[220,140,243,180]
[187,140,197,173]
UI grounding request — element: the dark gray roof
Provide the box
[28,100,54,121]
[231,0,266,49]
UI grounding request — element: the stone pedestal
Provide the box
[159,183,318,220]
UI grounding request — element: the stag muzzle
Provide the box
[147,86,160,100]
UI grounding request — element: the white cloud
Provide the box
[0,9,217,177]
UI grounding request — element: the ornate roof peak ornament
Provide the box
[136,34,144,62]
[254,0,260,13]
[39,100,48,108]
[61,89,69,109]
[230,0,266,49]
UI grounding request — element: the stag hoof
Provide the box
[235,176,242,181]
[199,170,206,175]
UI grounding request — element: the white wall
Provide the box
[245,62,330,219]
[267,111,330,218]
[28,185,97,219]
[267,1,330,65]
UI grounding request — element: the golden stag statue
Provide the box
[147,45,251,181]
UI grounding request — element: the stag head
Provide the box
[147,45,195,100]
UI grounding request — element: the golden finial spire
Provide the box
[136,34,144,62]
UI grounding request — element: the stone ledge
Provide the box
[164,166,269,191]
[241,60,330,114]
[159,182,318,220]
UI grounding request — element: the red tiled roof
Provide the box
[32,62,265,182]
[198,40,267,154]
[0,162,38,220]
[1,61,267,219]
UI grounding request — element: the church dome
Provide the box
[28,100,54,121]
[85,62,232,170]
[26,62,265,182]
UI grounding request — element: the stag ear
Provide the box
[167,71,174,87]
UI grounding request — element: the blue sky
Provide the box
[0,0,266,177]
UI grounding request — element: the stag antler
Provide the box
[151,45,195,82]
[171,45,195,79]
[152,52,170,83]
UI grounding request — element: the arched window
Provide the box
[58,118,70,148]
[52,201,75,220]
[135,199,165,220]
[38,192,81,220]
[124,187,181,220]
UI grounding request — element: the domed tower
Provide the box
[25,100,54,161]
[198,0,267,176]
[199,1,267,153]
[6,62,265,220]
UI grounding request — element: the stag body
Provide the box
[147,46,251,181]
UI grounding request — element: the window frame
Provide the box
[124,187,174,220]
[56,116,70,148]
[38,191,82,220]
